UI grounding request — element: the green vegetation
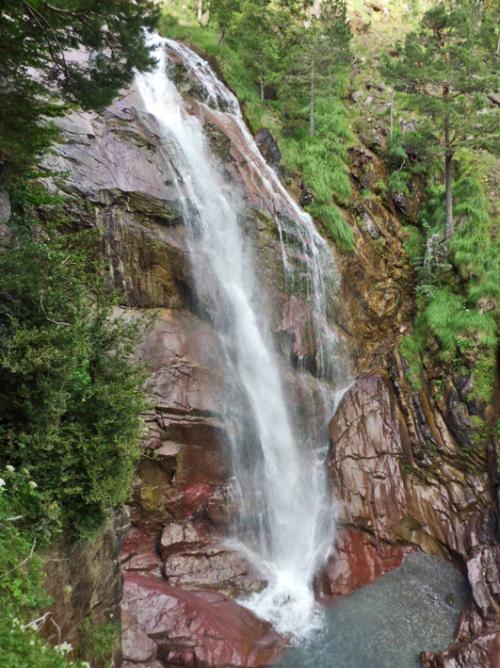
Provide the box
[0,183,147,538]
[0,182,146,666]
[77,618,120,667]
[400,152,498,409]
[0,0,159,177]
[0,4,159,664]
[161,0,355,250]
[383,1,498,243]
[0,478,88,668]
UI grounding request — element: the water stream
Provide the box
[135,37,349,638]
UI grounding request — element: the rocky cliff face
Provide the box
[326,142,499,665]
[45,45,498,668]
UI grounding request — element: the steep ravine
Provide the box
[43,41,499,667]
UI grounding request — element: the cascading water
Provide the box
[135,36,349,639]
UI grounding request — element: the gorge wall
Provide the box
[43,41,499,668]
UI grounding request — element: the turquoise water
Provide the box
[278,552,469,668]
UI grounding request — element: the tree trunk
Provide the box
[309,59,315,137]
[259,68,264,101]
[197,0,203,24]
[444,113,453,242]
[389,91,395,139]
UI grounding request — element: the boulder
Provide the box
[121,573,284,668]
[316,528,408,599]
[159,519,266,596]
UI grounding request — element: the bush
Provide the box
[0,484,85,668]
[0,183,146,538]
[400,152,498,406]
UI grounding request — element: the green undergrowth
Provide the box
[0,181,147,538]
[0,179,148,666]
[77,618,119,667]
[160,12,355,251]
[400,152,499,414]
[0,482,87,668]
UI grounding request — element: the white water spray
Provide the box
[135,37,349,638]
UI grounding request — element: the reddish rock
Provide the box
[329,374,409,542]
[122,612,158,663]
[316,528,408,599]
[421,508,500,667]
[420,632,499,668]
[122,573,284,668]
[159,519,265,596]
[163,483,214,520]
[329,375,485,556]
[120,527,162,577]
[206,483,237,527]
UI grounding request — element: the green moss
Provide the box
[399,333,424,390]
[78,618,119,668]
[308,203,355,252]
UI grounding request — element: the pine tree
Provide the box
[277,0,351,137]
[209,0,241,41]
[383,0,498,243]
[234,0,277,100]
[0,0,159,177]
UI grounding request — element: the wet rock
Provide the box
[206,483,238,527]
[316,528,408,599]
[329,374,409,542]
[277,296,316,368]
[445,386,473,448]
[159,519,265,596]
[122,574,284,668]
[255,128,281,172]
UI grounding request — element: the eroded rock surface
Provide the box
[327,374,498,664]
[121,574,284,667]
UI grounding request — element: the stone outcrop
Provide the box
[327,372,498,664]
[121,574,284,667]
[329,374,486,558]
[315,528,409,599]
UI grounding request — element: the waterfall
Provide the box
[135,37,349,639]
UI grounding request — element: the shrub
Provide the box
[0,183,146,537]
[0,483,85,668]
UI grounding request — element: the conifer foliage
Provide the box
[195,0,355,249]
[0,0,159,177]
[383,0,498,242]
